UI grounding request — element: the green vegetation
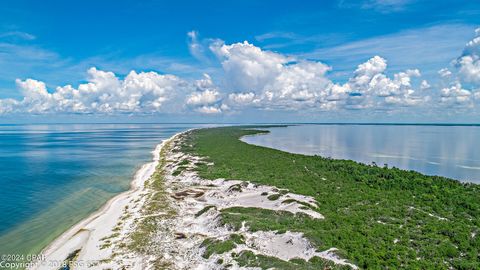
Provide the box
[57,249,81,270]
[235,250,350,270]
[129,140,176,253]
[181,127,480,269]
[221,207,315,233]
[227,183,245,192]
[201,234,245,258]
[172,165,188,176]
[195,205,216,217]
[267,193,281,200]
[281,198,316,209]
[178,159,190,166]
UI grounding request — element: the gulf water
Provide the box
[0,124,200,258]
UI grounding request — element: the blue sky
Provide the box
[1,0,480,123]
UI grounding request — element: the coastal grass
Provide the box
[201,234,245,259]
[129,140,176,254]
[220,207,317,234]
[181,126,480,269]
[172,165,188,176]
[235,250,349,270]
[195,205,216,218]
[58,249,81,270]
[266,193,281,201]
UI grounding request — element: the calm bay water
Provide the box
[242,124,480,183]
[0,124,202,257]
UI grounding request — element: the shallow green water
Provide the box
[0,124,202,260]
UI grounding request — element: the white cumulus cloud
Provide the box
[186,89,220,106]
[455,28,480,85]
[186,74,225,114]
[6,29,480,117]
[228,92,256,105]
[440,83,473,106]
[6,67,191,114]
[211,41,333,110]
[210,40,430,111]
[457,55,480,85]
[420,80,431,90]
[328,57,427,109]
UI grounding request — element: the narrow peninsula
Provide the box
[34,126,480,270]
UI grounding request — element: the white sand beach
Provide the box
[29,131,357,270]
[29,134,178,270]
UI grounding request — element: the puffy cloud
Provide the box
[4,67,232,115]
[457,55,480,84]
[350,56,387,88]
[474,91,480,101]
[0,98,19,114]
[0,48,431,116]
[210,40,429,111]
[228,92,256,105]
[4,67,190,114]
[369,68,420,97]
[211,41,334,110]
[440,83,473,106]
[263,61,331,103]
[122,70,185,110]
[326,84,349,101]
[209,39,430,111]
[186,89,220,106]
[186,74,225,114]
[456,28,480,85]
[9,30,480,116]
[438,68,452,78]
[195,106,222,114]
[420,80,431,90]
[384,92,428,107]
[329,57,427,108]
[426,28,480,110]
[15,78,53,113]
[211,41,289,93]
[463,28,480,56]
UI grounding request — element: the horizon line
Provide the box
[1,122,480,127]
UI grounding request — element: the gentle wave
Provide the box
[457,165,480,170]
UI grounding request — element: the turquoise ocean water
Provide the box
[0,124,200,258]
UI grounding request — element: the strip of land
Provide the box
[31,126,480,269]
[178,127,480,269]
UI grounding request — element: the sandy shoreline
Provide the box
[29,132,182,270]
[27,128,356,270]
